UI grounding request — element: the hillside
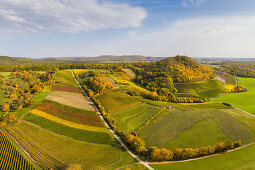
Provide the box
[131,56,215,100]
[0,55,165,65]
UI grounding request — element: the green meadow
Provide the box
[210,77,255,115]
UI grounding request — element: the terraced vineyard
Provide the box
[0,131,35,170]
[96,89,141,113]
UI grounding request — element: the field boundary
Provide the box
[148,142,255,165]
[234,107,255,118]
[72,71,154,170]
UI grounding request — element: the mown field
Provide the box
[210,77,255,115]
[151,143,255,169]
[112,104,161,132]
[138,107,255,150]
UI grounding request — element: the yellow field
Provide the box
[30,109,109,133]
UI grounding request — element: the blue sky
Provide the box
[1,0,255,58]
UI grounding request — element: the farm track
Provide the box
[4,129,40,168]
[72,71,154,170]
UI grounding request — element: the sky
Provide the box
[1,0,255,58]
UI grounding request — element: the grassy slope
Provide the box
[138,107,255,150]
[209,77,255,115]
[96,89,141,113]
[174,79,228,99]
[151,143,255,170]
[112,104,161,132]
[174,79,224,94]
[55,70,79,87]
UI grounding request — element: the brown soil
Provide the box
[46,91,95,111]
[53,83,83,94]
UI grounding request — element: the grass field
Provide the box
[36,101,103,127]
[24,113,114,144]
[7,121,122,170]
[151,143,255,169]
[138,107,255,150]
[174,79,224,94]
[123,69,136,79]
[225,73,237,85]
[46,91,95,111]
[112,104,161,132]
[96,89,141,113]
[55,70,79,87]
[210,77,255,115]
[114,71,133,80]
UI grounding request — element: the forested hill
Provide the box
[131,56,215,95]
[0,55,165,65]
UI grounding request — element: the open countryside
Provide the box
[1,0,255,169]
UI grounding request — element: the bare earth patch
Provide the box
[46,91,95,111]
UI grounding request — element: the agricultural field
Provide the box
[46,91,95,111]
[138,107,255,150]
[53,83,83,94]
[7,121,122,170]
[174,79,229,99]
[96,89,141,113]
[112,104,161,132]
[210,77,255,115]
[54,70,79,87]
[6,69,136,169]
[23,113,114,144]
[35,101,102,127]
[0,131,35,169]
[151,143,255,169]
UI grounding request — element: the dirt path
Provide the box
[4,129,41,168]
[72,71,154,170]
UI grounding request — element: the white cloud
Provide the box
[0,0,147,33]
[182,0,207,7]
[123,15,255,57]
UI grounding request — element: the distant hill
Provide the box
[0,55,165,64]
[131,56,215,97]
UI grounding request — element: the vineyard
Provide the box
[0,131,35,170]
[24,113,114,144]
[53,83,83,94]
[30,109,109,133]
[35,101,103,127]
[174,79,224,94]
[7,121,121,169]
[96,89,141,113]
[54,70,79,87]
